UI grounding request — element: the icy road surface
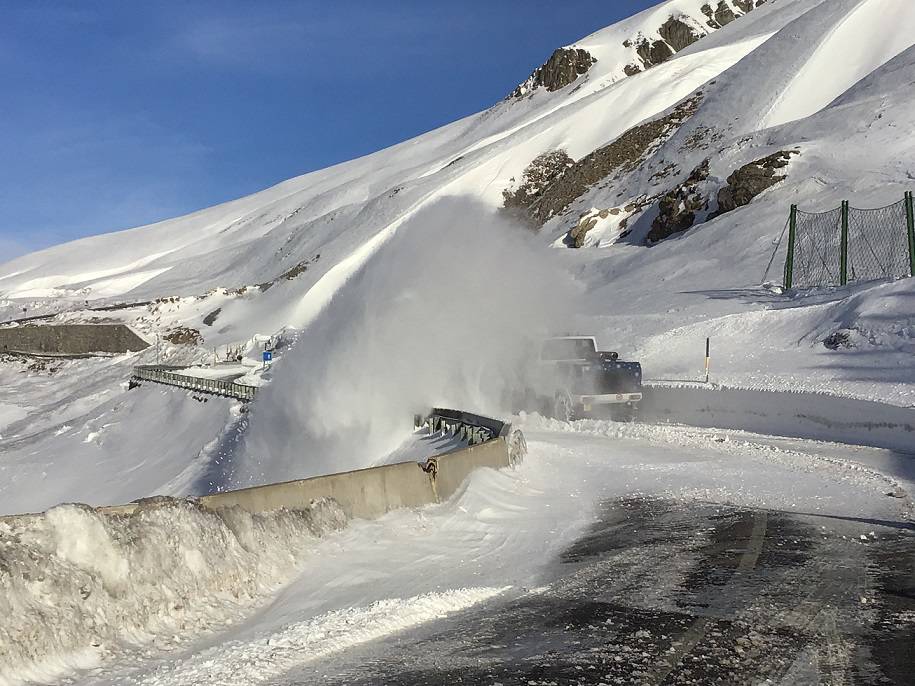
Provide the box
[64,418,914,686]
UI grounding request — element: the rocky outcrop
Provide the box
[647,160,711,243]
[526,93,703,224]
[629,2,762,73]
[570,209,610,248]
[502,150,575,216]
[633,16,702,71]
[567,203,645,248]
[164,327,202,346]
[659,16,703,52]
[511,48,597,98]
[702,1,738,28]
[734,0,765,13]
[715,150,797,215]
[635,37,675,69]
[203,308,221,327]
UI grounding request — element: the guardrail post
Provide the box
[784,204,797,289]
[840,200,849,286]
[906,191,915,278]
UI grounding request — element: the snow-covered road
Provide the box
[62,418,913,686]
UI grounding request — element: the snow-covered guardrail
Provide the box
[129,365,257,402]
[417,407,513,447]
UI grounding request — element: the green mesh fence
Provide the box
[792,207,842,288]
[847,200,910,283]
[784,193,915,289]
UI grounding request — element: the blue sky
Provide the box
[0,1,655,259]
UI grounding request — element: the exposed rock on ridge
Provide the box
[520,93,703,224]
[502,150,575,222]
[624,1,764,75]
[715,150,797,215]
[511,48,597,98]
[647,159,711,243]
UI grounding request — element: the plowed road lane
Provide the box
[294,497,915,685]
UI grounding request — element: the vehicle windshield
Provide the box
[541,338,595,360]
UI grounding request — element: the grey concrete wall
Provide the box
[432,438,512,501]
[199,459,438,520]
[0,324,149,355]
[199,437,511,518]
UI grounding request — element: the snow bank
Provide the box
[238,198,577,485]
[0,497,345,686]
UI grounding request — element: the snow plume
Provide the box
[0,497,345,686]
[241,197,578,484]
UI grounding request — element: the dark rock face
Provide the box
[647,159,711,243]
[658,16,702,52]
[713,1,738,27]
[734,0,763,13]
[823,330,853,350]
[203,308,221,327]
[511,48,596,98]
[715,150,797,215]
[526,94,703,224]
[164,327,202,346]
[636,38,674,68]
[502,150,575,219]
[631,4,762,71]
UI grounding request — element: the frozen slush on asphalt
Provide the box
[2,0,915,683]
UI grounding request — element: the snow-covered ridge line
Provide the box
[510,0,767,98]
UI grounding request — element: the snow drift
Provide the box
[0,497,345,686]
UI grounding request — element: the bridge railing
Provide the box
[131,365,257,402]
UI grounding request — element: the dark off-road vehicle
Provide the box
[536,336,642,421]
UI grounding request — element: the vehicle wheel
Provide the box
[553,392,574,422]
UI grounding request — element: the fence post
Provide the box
[784,205,797,289]
[906,191,915,278]
[840,200,849,286]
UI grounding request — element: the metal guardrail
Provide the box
[415,408,507,445]
[130,365,257,402]
[416,407,527,467]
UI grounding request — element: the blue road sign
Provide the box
[263,350,273,362]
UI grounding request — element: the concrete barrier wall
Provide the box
[641,385,915,453]
[199,437,512,518]
[0,324,149,355]
[199,458,437,519]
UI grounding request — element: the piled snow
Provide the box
[0,497,345,686]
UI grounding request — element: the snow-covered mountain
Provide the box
[5,2,915,683]
[2,0,915,512]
